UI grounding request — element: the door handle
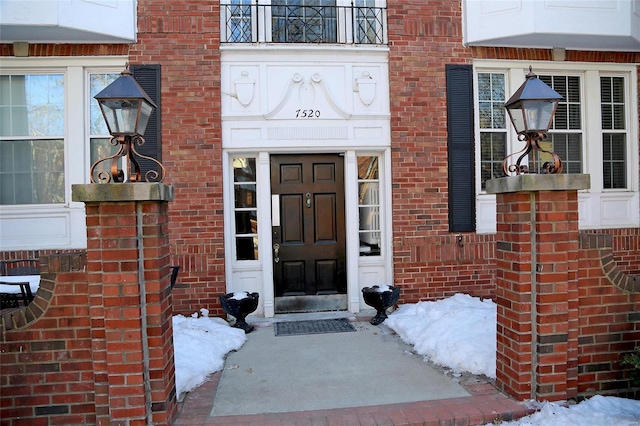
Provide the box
[273,243,280,264]
[306,192,311,208]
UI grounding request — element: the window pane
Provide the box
[600,77,625,131]
[478,73,491,101]
[478,73,505,130]
[359,206,379,231]
[603,133,626,189]
[225,0,253,42]
[235,184,256,208]
[90,74,119,135]
[480,132,506,189]
[236,236,258,260]
[0,139,64,204]
[235,210,257,234]
[359,181,379,204]
[355,2,383,44]
[357,156,378,179]
[272,0,337,43]
[234,157,257,182]
[541,75,581,130]
[0,74,64,137]
[359,231,380,256]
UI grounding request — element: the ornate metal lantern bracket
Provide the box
[503,131,563,176]
[90,135,165,183]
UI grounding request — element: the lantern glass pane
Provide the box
[136,100,154,135]
[120,100,140,134]
[507,104,525,133]
[523,100,555,132]
[99,99,141,135]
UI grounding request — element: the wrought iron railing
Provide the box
[221,2,387,45]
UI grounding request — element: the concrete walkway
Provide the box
[173,314,533,425]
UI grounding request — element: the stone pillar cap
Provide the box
[486,174,590,194]
[72,183,174,202]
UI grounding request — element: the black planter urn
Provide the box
[220,292,259,333]
[362,285,400,325]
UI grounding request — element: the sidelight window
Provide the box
[357,155,381,256]
[233,157,259,260]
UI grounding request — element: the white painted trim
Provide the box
[258,152,275,317]
[345,151,360,313]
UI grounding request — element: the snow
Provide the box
[172,308,246,399]
[173,295,640,424]
[230,291,249,300]
[385,293,496,378]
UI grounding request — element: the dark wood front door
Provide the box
[271,154,347,313]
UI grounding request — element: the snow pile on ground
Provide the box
[172,308,246,397]
[385,293,496,378]
[500,395,640,426]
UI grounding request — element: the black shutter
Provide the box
[131,64,162,181]
[446,64,475,232]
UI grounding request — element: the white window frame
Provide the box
[473,60,639,233]
[0,57,127,250]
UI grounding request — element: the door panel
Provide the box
[314,194,336,241]
[271,154,346,313]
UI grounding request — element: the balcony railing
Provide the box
[221,2,387,45]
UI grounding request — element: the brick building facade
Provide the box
[1,0,639,422]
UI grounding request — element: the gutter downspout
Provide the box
[137,202,153,425]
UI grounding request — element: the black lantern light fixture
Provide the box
[91,63,165,183]
[503,66,564,175]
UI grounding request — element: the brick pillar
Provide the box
[487,175,589,402]
[72,183,176,425]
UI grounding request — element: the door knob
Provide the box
[306,192,311,208]
[273,243,280,264]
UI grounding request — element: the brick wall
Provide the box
[130,0,226,316]
[386,1,490,304]
[0,252,94,425]
[578,234,640,399]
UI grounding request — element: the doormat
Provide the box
[274,318,356,336]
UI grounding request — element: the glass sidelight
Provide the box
[357,155,381,256]
[233,157,258,260]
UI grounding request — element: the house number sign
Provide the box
[295,109,321,118]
